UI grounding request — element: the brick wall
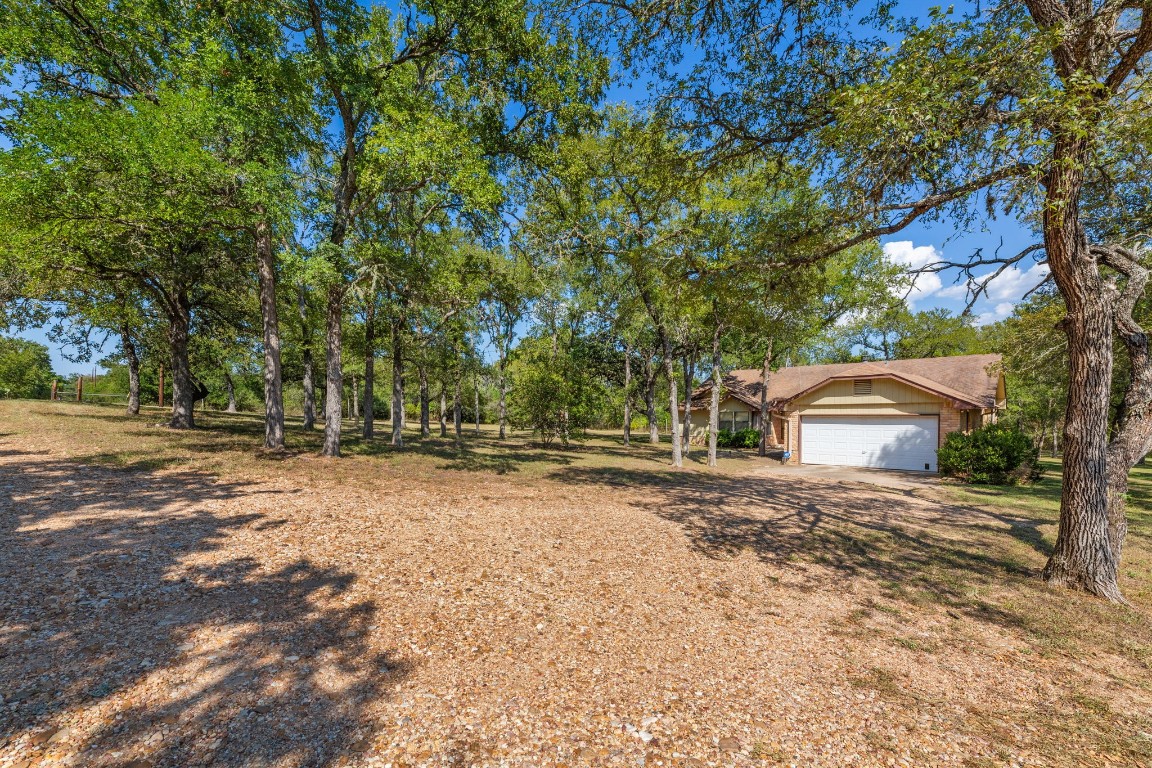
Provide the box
[938,403,962,447]
[785,411,801,465]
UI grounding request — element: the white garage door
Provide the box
[801,416,939,472]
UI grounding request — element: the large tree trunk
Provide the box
[298,289,316,430]
[256,219,285,449]
[623,342,632,447]
[321,285,343,457]
[419,364,430,437]
[121,324,140,416]
[439,387,448,438]
[708,320,722,468]
[224,371,238,413]
[391,315,404,447]
[1099,246,1152,568]
[759,338,774,457]
[1040,134,1121,600]
[167,295,195,430]
[363,297,376,439]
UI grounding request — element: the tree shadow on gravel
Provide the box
[0,449,409,767]
[545,465,1057,632]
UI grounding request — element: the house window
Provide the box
[853,379,873,396]
[720,411,733,432]
[733,411,751,431]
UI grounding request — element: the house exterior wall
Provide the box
[783,378,972,467]
[687,395,757,443]
[694,374,993,469]
[790,378,943,415]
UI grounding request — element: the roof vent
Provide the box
[853,379,872,396]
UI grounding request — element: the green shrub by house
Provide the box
[938,422,1041,485]
[716,428,761,449]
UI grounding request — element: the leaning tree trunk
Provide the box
[120,324,140,416]
[759,338,774,458]
[363,297,376,439]
[1097,245,1152,568]
[321,285,343,457]
[391,315,404,447]
[1040,134,1121,600]
[623,342,632,447]
[256,219,285,449]
[224,371,238,413]
[708,321,722,468]
[167,295,196,430]
[419,364,431,437]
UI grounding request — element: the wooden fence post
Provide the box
[76,376,83,402]
[50,380,57,401]
[158,365,165,407]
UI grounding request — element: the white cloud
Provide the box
[982,262,1050,302]
[976,302,1015,326]
[883,240,944,307]
[883,240,941,269]
[935,282,971,300]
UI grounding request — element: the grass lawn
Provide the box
[1,401,1150,767]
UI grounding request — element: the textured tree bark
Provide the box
[321,285,343,457]
[1098,245,1152,567]
[623,342,632,447]
[363,297,375,439]
[391,316,404,447]
[419,365,430,437]
[120,324,140,416]
[256,220,285,449]
[759,338,773,458]
[297,289,316,431]
[1039,134,1121,600]
[167,294,195,430]
[439,388,448,437]
[708,320,722,468]
[224,371,238,413]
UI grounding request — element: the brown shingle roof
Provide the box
[693,353,1004,410]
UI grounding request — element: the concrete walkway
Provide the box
[753,461,940,491]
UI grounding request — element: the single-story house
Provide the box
[688,353,1006,472]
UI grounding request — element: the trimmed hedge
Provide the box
[937,422,1041,485]
[716,428,761,449]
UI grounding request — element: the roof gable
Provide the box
[693,354,1004,410]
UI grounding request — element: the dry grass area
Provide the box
[1,401,1151,768]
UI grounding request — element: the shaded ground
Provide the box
[1,402,1150,768]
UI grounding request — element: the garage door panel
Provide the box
[801,416,938,472]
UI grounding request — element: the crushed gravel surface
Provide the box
[1,406,1149,767]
